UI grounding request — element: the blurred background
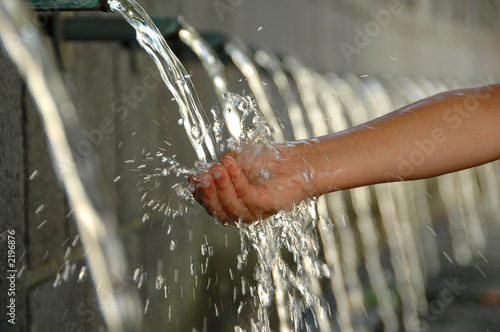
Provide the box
[1,0,500,331]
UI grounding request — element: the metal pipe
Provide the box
[62,16,178,41]
[28,0,109,11]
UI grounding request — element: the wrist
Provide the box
[281,138,336,198]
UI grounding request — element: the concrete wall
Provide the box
[0,0,499,331]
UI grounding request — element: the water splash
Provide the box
[178,16,241,139]
[108,0,218,163]
[210,92,335,331]
[225,35,285,142]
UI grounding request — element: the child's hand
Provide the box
[191,142,317,225]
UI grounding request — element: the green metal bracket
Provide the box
[28,0,109,11]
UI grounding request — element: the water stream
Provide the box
[177,16,241,141]
[4,0,499,330]
[108,1,340,331]
[108,3,500,328]
[108,0,218,164]
[0,0,142,331]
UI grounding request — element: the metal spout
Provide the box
[28,0,109,11]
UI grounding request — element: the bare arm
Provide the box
[192,83,500,224]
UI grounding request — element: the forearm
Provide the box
[305,83,500,195]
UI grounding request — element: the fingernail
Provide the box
[201,179,210,188]
[212,169,222,179]
[222,156,235,168]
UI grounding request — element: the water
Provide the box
[283,58,359,331]
[108,0,218,164]
[0,0,141,330]
[225,35,285,142]
[107,2,337,330]
[6,0,498,329]
[316,70,407,331]
[254,50,308,141]
[329,74,427,331]
[177,16,241,140]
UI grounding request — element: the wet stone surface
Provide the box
[423,223,500,332]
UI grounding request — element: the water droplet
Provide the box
[29,170,39,181]
[169,240,176,251]
[133,267,141,282]
[62,261,72,281]
[191,125,202,140]
[237,302,246,316]
[37,220,48,229]
[17,264,27,278]
[190,256,196,275]
[137,272,147,289]
[72,235,80,247]
[53,273,62,288]
[178,118,184,125]
[78,266,88,282]
[35,204,46,215]
[155,275,164,290]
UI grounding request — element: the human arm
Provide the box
[192,83,500,224]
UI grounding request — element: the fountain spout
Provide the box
[28,0,109,11]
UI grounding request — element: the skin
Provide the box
[191,83,500,225]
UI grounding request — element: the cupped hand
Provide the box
[190,141,318,225]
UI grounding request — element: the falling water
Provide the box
[254,50,308,141]
[108,1,341,330]
[177,16,241,140]
[359,76,440,277]
[0,0,142,330]
[220,94,335,332]
[2,0,499,329]
[283,57,360,331]
[329,74,429,331]
[345,74,428,311]
[225,35,285,142]
[108,0,217,163]
[312,72,399,332]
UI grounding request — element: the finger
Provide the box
[222,155,273,213]
[197,172,232,224]
[211,164,254,222]
[224,150,237,159]
[189,175,203,204]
